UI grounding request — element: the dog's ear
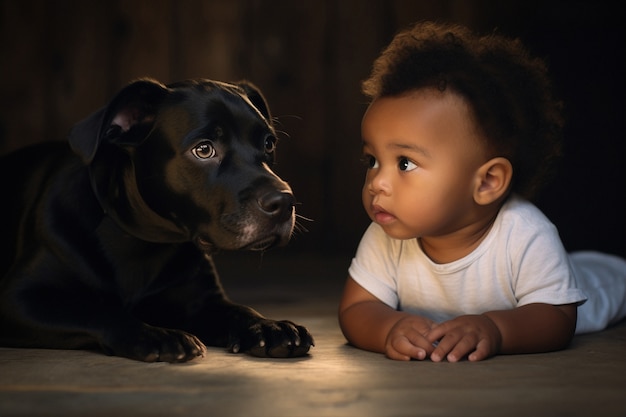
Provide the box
[68,79,168,164]
[236,81,272,121]
[67,105,107,164]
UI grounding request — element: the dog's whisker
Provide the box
[293,225,309,235]
[293,217,311,234]
[274,114,303,124]
[272,115,303,140]
[295,214,314,223]
[275,129,291,140]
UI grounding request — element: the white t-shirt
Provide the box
[349,196,626,334]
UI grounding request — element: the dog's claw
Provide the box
[234,319,314,358]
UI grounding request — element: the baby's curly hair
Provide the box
[362,21,564,200]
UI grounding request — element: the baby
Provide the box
[339,21,626,362]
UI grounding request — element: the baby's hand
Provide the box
[426,314,502,362]
[385,315,437,361]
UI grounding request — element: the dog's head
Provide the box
[68,78,295,252]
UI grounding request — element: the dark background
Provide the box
[1,0,624,258]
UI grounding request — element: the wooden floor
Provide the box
[1,252,625,417]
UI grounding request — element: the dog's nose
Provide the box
[257,191,295,221]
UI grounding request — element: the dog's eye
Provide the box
[192,141,217,159]
[264,136,277,154]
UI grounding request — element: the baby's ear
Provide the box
[474,157,513,205]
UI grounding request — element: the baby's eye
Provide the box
[398,157,417,172]
[361,155,378,169]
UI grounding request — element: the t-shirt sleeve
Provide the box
[348,223,400,309]
[511,221,587,307]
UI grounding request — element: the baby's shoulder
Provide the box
[492,196,563,258]
[498,195,555,231]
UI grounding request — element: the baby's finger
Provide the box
[430,332,464,362]
[467,338,493,362]
[405,329,437,355]
[425,323,448,345]
[387,336,428,361]
[444,336,478,362]
[437,332,486,362]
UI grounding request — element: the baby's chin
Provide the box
[375,221,419,241]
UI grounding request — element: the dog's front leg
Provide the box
[227,302,315,358]
[98,314,207,362]
[190,298,314,358]
[0,272,206,363]
[134,254,315,358]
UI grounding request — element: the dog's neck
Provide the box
[88,153,190,244]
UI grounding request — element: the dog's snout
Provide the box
[257,191,295,220]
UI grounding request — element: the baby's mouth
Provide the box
[372,205,396,224]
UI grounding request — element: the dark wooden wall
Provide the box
[1,0,624,257]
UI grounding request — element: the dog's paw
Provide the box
[227,319,314,358]
[103,324,207,363]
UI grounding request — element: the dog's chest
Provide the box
[96,217,195,299]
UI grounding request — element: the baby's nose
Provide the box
[368,170,391,195]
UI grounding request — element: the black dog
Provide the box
[0,78,313,362]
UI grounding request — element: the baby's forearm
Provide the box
[483,303,577,354]
[338,300,409,353]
